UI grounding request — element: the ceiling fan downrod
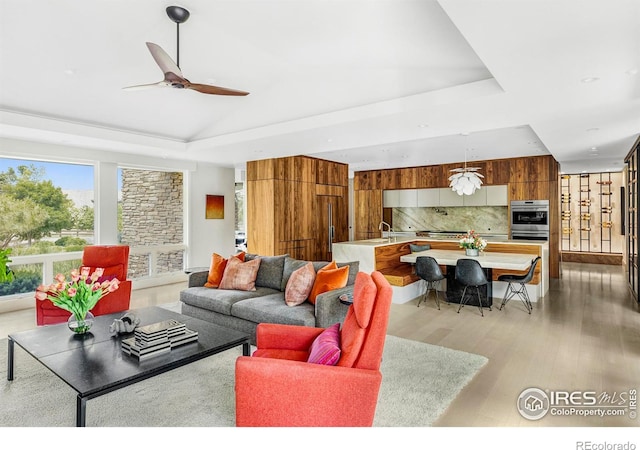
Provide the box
[166,6,190,68]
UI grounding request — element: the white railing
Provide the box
[0,244,189,310]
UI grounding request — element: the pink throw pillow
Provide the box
[285,262,316,306]
[219,257,261,291]
[307,323,341,365]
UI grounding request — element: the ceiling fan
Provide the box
[124,6,249,96]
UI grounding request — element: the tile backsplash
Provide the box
[391,206,509,234]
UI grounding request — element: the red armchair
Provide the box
[235,270,393,427]
[35,245,132,326]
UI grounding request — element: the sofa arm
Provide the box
[187,270,209,288]
[314,285,353,328]
[235,356,382,426]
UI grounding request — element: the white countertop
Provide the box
[400,249,535,270]
[334,237,547,248]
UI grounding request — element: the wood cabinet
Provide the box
[353,155,560,278]
[354,189,383,241]
[247,155,348,261]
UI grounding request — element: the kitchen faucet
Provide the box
[378,221,393,242]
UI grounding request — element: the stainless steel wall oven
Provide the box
[510,200,549,240]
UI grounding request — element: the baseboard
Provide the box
[561,252,623,265]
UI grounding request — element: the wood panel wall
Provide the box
[353,155,560,278]
[246,155,348,261]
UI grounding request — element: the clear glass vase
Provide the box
[68,311,95,334]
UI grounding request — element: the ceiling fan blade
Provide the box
[146,42,183,78]
[184,82,249,95]
[185,82,250,96]
[122,81,169,91]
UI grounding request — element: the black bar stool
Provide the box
[415,256,445,309]
[498,256,541,314]
[455,258,490,317]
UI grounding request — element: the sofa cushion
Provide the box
[337,261,360,286]
[219,257,261,291]
[246,254,287,290]
[409,244,431,253]
[204,252,245,288]
[282,257,323,291]
[307,323,341,365]
[281,257,359,291]
[308,264,349,305]
[180,286,279,316]
[284,262,316,306]
[231,293,316,327]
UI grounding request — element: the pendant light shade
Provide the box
[448,169,484,195]
[448,141,483,195]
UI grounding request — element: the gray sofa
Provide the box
[179,254,359,344]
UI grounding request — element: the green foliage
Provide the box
[0,248,14,283]
[1,164,74,243]
[54,237,88,247]
[0,194,48,248]
[72,205,94,231]
[0,270,40,296]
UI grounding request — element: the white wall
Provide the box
[186,162,237,268]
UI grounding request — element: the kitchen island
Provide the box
[333,236,548,304]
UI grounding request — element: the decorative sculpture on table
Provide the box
[109,312,141,335]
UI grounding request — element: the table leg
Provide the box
[76,396,86,427]
[243,342,250,356]
[7,338,14,381]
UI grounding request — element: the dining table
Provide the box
[400,249,537,306]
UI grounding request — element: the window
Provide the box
[0,158,93,296]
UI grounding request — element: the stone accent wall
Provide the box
[120,169,184,278]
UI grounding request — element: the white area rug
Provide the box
[0,330,487,427]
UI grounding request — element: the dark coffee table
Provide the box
[7,306,250,427]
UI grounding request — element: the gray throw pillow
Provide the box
[409,244,431,253]
[245,254,287,290]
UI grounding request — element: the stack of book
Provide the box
[121,319,198,361]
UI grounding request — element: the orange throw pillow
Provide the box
[204,252,245,288]
[308,262,349,305]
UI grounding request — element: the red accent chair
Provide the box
[35,245,133,326]
[235,270,393,427]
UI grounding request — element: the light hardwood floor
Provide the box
[1,262,639,427]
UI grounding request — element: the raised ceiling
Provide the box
[0,0,638,174]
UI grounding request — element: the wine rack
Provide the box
[559,171,623,255]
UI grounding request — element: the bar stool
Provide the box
[498,256,541,314]
[455,258,490,317]
[415,256,445,309]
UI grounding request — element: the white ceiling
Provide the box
[0,0,638,175]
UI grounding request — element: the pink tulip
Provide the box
[92,283,102,292]
[108,279,120,292]
[67,287,77,297]
[35,290,48,301]
[54,273,66,283]
[80,267,90,280]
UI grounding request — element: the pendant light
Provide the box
[448,134,484,196]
